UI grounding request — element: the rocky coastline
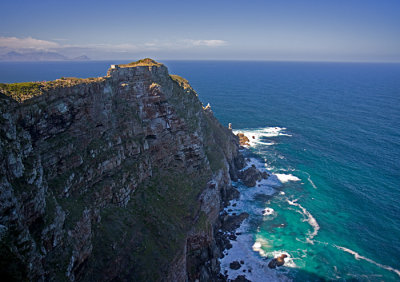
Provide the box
[0,58,271,281]
[194,134,275,282]
[210,132,293,282]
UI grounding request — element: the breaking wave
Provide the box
[233,126,291,147]
[275,173,301,183]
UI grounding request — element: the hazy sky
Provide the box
[1,0,400,62]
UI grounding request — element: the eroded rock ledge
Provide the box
[0,59,245,281]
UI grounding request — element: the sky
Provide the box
[1,0,400,62]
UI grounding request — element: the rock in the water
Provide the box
[261,171,269,179]
[233,275,251,282]
[268,254,288,269]
[238,165,269,187]
[229,261,241,270]
[268,259,277,269]
[237,133,250,146]
[222,213,249,232]
[276,254,287,266]
[228,234,237,241]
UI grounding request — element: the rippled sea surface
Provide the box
[2,60,400,281]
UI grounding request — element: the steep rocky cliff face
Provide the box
[0,59,244,281]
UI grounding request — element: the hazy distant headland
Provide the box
[0,51,90,62]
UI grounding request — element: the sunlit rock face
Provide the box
[0,59,244,281]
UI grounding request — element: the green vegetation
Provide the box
[169,74,203,133]
[89,170,211,281]
[205,146,225,172]
[170,74,192,90]
[194,211,211,233]
[0,82,43,102]
[53,77,105,85]
[0,56,236,280]
[58,196,87,230]
[0,77,105,102]
[170,71,231,173]
[119,58,163,68]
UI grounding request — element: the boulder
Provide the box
[229,261,241,270]
[268,254,288,269]
[276,254,287,266]
[268,259,277,269]
[238,165,269,187]
[233,275,251,282]
[236,133,250,146]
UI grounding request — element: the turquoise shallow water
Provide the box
[168,61,400,281]
[1,61,400,280]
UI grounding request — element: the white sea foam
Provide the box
[287,199,320,244]
[219,220,291,282]
[266,250,297,268]
[219,127,297,281]
[308,177,317,189]
[252,237,270,256]
[258,141,275,146]
[252,237,297,268]
[219,177,292,281]
[229,125,398,279]
[251,238,297,269]
[238,158,280,196]
[252,241,262,251]
[334,245,400,278]
[262,207,275,216]
[241,157,268,171]
[239,178,276,201]
[275,173,301,183]
[278,168,296,172]
[303,171,317,189]
[233,126,291,147]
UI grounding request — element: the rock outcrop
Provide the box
[0,59,244,281]
[238,165,269,187]
[236,133,250,147]
[268,254,288,269]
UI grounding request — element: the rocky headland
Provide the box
[0,58,270,281]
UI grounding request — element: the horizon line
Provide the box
[1,58,400,64]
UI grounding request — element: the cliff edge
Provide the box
[0,59,245,281]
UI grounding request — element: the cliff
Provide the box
[0,59,244,281]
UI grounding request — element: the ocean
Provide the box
[1,60,400,281]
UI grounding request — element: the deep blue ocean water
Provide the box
[1,61,400,281]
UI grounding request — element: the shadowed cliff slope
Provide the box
[0,59,244,281]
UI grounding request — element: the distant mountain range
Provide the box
[0,51,90,61]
